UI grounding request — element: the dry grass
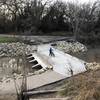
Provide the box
[59,70,100,100]
[75,88,100,100]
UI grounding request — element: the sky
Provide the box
[62,0,97,4]
[43,0,98,5]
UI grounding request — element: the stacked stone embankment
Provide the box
[86,62,100,70]
[52,41,87,53]
[0,41,87,57]
[0,42,37,57]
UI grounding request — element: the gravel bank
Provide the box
[52,41,87,53]
[0,42,37,57]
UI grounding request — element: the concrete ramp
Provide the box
[32,44,86,77]
[27,71,66,90]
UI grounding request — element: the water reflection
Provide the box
[0,57,33,79]
[71,48,100,63]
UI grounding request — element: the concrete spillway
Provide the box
[28,44,86,77]
[0,44,87,94]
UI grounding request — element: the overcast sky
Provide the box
[62,0,97,4]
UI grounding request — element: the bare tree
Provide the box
[66,1,81,39]
[40,0,68,32]
[28,0,51,32]
[0,0,26,33]
[66,0,100,39]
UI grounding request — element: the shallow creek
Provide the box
[0,56,34,80]
[71,47,100,63]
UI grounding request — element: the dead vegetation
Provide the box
[59,69,100,100]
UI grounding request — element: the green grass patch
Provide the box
[0,37,19,43]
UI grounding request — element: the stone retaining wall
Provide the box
[0,42,37,57]
[0,41,87,57]
[52,41,87,53]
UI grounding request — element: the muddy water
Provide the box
[72,47,100,63]
[0,57,33,79]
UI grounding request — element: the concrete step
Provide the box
[27,56,35,59]
[29,59,36,63]
[27,54,32,57]
[32,64,41,68]
[24,89,61,96]
[29,97,70,100]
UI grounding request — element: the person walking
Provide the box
[49,47,55,57]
